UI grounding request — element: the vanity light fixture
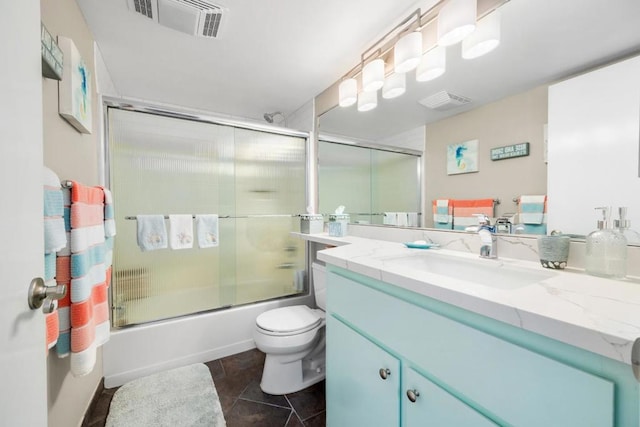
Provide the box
[382,73,406,99]
[362,59,385,92]
[333,0,508,111]
[416,46,446,82]
[357,90,378,111]
[394,31,423,73]
[437,0,477,47]
[462,10,501,59]
[338,78,358,107]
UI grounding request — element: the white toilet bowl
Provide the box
[253,263,327,395]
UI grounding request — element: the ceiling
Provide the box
[76,0,432,122]
[77,0,640,139]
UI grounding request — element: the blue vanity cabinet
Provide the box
[326,315,400,427]
[326,268,622,426]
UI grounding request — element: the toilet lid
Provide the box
[256,305,321,334]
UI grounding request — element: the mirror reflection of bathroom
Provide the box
[318,140,422,227]
[317,0,640,244]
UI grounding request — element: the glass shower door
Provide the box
[108,108,306,327]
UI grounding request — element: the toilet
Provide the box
[253,262,327,395]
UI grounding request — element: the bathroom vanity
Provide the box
[303,234,640,426]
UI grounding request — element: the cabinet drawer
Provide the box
[328,271,614,427]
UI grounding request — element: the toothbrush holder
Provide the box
[537,235,571,269]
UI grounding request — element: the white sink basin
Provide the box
[382,251,555,289]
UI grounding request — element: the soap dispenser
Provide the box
[585,207,627,279]
[614,207,640,245]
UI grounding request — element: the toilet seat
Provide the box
[256,305,322,336]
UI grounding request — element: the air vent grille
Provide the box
[202,11,222,37]
[133,0,154,18]
[418,91,472,111]
[177,0,220,9]
[127,0,224,38]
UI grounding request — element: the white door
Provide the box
[0,1,48,426]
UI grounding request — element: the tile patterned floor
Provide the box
[84,348,326,427]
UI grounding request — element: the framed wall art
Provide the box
[58,36,92,134]
[447,139,478,175]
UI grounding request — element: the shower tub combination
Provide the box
[103,104,312,386]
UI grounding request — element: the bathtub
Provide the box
[102,292,314,388]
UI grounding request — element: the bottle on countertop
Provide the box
[585,207,627,279]
[614,207,640,246]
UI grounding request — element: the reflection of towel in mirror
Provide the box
[519,195,547,224]
[433,199,453,230]
[137,215,168,251]
[196,214,219,248]
[432,200,453,229]
[169,215,193,250]
[451,199,494,230]
[518,195,547,235]
[407,212,419,227]
[384,212,398,226]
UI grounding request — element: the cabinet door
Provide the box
[326,315,400,427]
[403,367,498,427]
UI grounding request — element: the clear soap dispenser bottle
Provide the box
[614,207,640,245]
[585,207,627,279]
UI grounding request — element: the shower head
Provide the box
[263,111,284,124]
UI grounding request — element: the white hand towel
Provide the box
[169,215,194,250]
[196,214,219,248]
[408,212,419,227]
[383,212,397,225]
[396,212,409,227]
[136,215,168,251]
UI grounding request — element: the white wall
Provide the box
[548,55,640,237]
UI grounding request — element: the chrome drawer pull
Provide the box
[379,368,391,380]
[406,389,420,403]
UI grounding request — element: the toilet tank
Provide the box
[312,262,327,310]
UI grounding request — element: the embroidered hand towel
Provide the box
[196,214,219,248]
[169,214,194,250]
[137,215,168,251]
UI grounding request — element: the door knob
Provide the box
[406,389,420,403]
[27,277,66,309]
[379,368,391,380]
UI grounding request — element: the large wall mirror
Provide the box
[317,0,640,244]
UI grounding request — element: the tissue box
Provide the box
[300,214,324,234]
[328,214,349,237]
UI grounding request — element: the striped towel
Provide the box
[432,200,453,229]
[44,167,66,254]
[55,182,112,377]
[43,167,66,351]
[451,199,494,230]
[518,195,547,235]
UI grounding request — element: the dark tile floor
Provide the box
[84,348,326,427]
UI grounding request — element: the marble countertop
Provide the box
[293,232,640,366]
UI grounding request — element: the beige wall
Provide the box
[423,86,548,226]
[41,0,103,426]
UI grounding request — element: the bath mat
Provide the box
[106,363,226,427]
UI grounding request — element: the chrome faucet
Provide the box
[476,215,498,259]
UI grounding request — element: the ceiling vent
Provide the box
[127,0,224,38]
[418,91,472,111]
